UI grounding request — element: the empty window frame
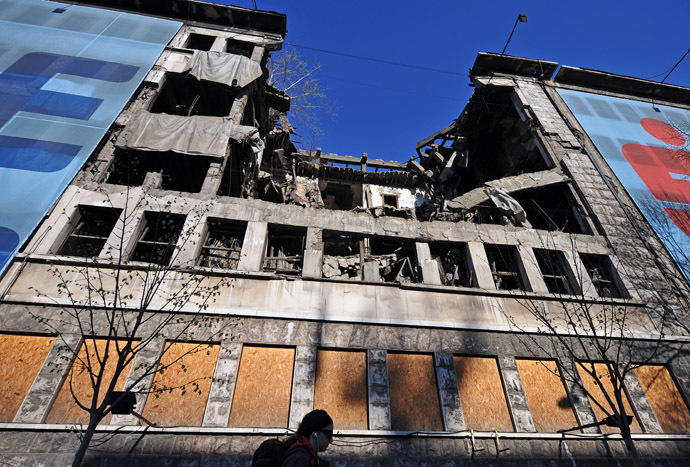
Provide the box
[429,242,473,287]
[150,73,236,117]
[263,225,306,274]
[185,33,216,51]
[382,194,399,208]
[142,342,220,426]
[106,149,212,193]
[322,231,364,280]
[229,346,295,427]
[534,249,576,295]
[454,356,513,431]
[59,205,121,257]
[387,352,443,431]
[226,39,254,57]
[314,349,368,429]
[0,334,55,422]
[131,212,186,265]
[485,244,526,291]
[516,359,578,432]
[199,219,247,269]
[634,365,690,433]
[511,184,591,234]
[321,182,356,210]
[369,236,419,283]
[579,253,626,298]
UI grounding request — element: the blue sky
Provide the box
[213,0,690,162]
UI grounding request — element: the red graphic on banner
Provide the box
[621,118,690,234]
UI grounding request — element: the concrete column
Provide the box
[466,241,496,290]
[171,213,208,268]
[289,346,317,430]
[200,162,223,195]
[362,262,381,282]
[516,246,548,293]
[367,349,391,430]
[14,333,82,423]
[237,221,267,272]
[302,227,323,279]
[609,255,641,301]
[416,242,442,285]
[434,352,465,431]
[621,367,663,433]
[563,249,589,296]
[497,356,535,432]
[203,342,243,427]
[560,359,599,433]
[111,338,166,425]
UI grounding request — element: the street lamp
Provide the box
[501,14,528,55]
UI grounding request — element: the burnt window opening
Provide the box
[218,143,244,198]
[59,205,122,257]
[322,231,364,280]
[369,237,419,283]
[263,225,306,274]
[382,194,399,208]
[132,212,186,266]
[226,39,254,58]
[185,33,216,51]
[580,253,626,298]
[199,219,247,269]
[485,244,527,291]
[534,249,575,295]
[150,74,237,117]
[106,149,212,193]
[320,182,356,210]
[511,185,591,234]
[429,243,473,287]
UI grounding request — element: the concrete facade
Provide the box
[0,2,689,466]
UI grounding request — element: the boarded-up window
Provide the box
[387,353,443,431]
[454,356,513,431]
[46,338,135,424]
[517,359,578,432]
[142,342,220,426]
[577,363,642,433]
[229,346,294,427]
[314,349,367,429]
[0,334,55,422]
[635,365,690,433]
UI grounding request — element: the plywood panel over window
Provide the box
[229,346,294,428]
[142,342,219,426]
[517,359,578,432]
[635,365,690,433]
[0,334,55,422]
[314,349,367,429]
[388,353,443,431]
[454,356,513,431]
[46,338,135,424]
[577,363,642,433]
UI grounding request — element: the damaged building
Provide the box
[1,0,690,465]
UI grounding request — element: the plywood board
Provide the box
[0,334,55,422]
[454,356,513,431]
[142,342,219,426]
[314,349,367,429]
[229,346,294,427]
[635,365,690,433]
[388,353,443,431]
[577,363,642,433]
[517,359,578,432]
[46,339,134,424]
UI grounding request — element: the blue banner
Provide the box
[0,0,181,275]
[558,88,690,282]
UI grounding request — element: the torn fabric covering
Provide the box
[115,111,263,158]
[485,187,527,224]
[183,50,262,88]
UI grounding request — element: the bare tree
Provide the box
[29,189,232,466]
[497,235,684,467]
[267,46,335,150]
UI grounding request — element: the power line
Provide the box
[661,47,690,84]
[316,73,466,102]
[286,42,466,77]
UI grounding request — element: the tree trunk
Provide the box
[621,425,643,467]
[72,415,100,467]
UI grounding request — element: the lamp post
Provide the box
[501,13,528,55]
